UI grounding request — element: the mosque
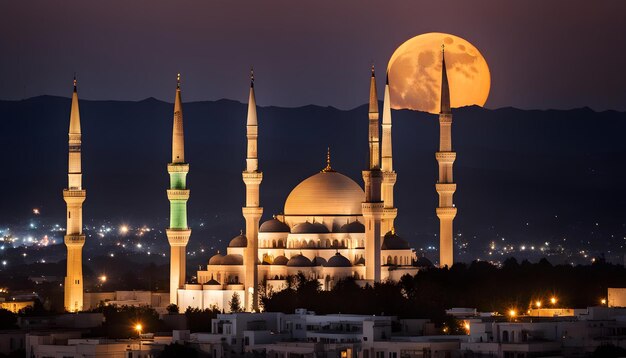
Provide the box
[61,51,457,313]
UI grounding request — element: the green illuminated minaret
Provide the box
[166,73,191,305]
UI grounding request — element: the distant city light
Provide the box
[120,225,129,234]
[32,208,40,215]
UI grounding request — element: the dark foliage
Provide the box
[592,344,626,357]
[261,260,626,319]
[87,305,163,338]
[0,309,17,330]
[159,343,199,358]
[184,306,220,333]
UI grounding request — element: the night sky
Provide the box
[2,1,626,111]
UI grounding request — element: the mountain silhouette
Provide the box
[1,96,625,259]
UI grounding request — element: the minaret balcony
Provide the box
[64,234,85,246]
[63,189,86,204]
[435,152,456,163]
[167,163,189,173]
[167,189,190,200]
[438,113,452,123]
[362,202,384,217]
[166,229,191,246]
[435,183,457,194]
[242,171,263,185]
[436,207,457,219]
[382,171,397,183]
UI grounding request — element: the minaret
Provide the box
[242,69,263,311]
[381,75,398,235]
[435,47,457,268]
[166,73,191,305]
[362,66,383,282]
[63,76,86,312]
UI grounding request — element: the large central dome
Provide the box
[284,171,364,216]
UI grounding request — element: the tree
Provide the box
[0,309,17,330]
[159,343,199,358]
[229,292,242,312]
[166,304,179,314]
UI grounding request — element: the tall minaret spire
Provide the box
[63,76,86,312]
[362,66,383,282]
[242,68,263,311]
[368,65,380,170]
[172,73,185,163]
[381,74,398,234]
[435,46,457,267]
[166,73,191,305]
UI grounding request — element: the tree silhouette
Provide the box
[229,292,242,313]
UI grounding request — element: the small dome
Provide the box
[339,221,365,233]
[273,255,289,265]
[208,253,224,265]
[312,256,327,266]
[326,252,352,267]
[205,278,221,285]
[415,256,433,268]
[229,232,248,248]
[355,257,365,266]
[221,254,243,265]
[287,254,313,267]
[260,218,290,233]
[292,222,329,234]
[381,230,410,250]
[284,171,364,216]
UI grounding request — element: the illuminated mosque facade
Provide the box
[62,52,456,313]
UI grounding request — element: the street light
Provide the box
[135,323,142,351]
[508,309,517,320]
[550,297,557,305]
[99,275,107,283]
[535,301,542,308]
[601,298,607,305]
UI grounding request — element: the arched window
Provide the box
[332,239,339,248]
[502,330,509,342]
[387,256,392,265]
[393,256,398,265]
[272,240,277,248]
[277,239,284,248]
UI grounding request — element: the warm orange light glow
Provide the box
[135,323,142,332]
[535,300,542,308]
[550,297,557,305]
[387,32,491,114]
[99,275,107,282]
[601,298,607,305]
[509,309,517,318]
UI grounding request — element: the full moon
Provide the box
[387,33,491,114]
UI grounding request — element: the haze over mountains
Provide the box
[1,96,625,260]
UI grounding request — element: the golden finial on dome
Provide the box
[391,227,395,235]
[177,73,181,89]
[321,146,335,173]
[240,229,243,235]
